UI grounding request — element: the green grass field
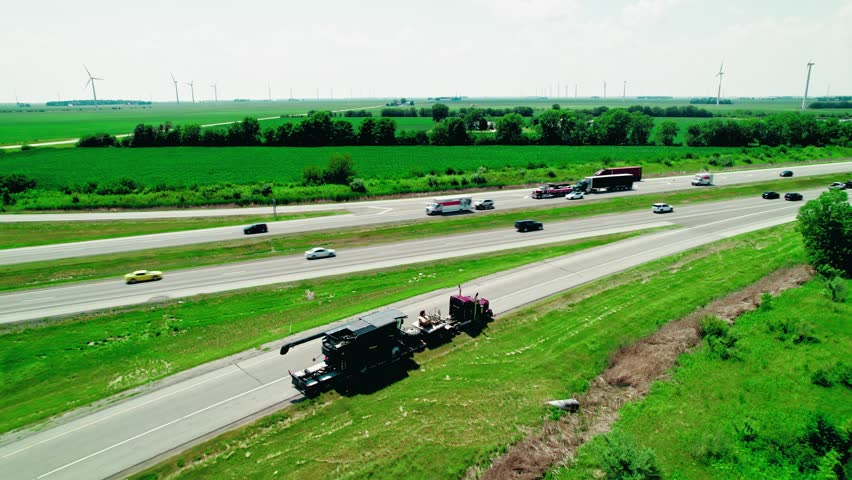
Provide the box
[131,223,807,479]
[0,211,340,249]
[0,231,645,434]
[555,277,851,479]
[0,173,838,292]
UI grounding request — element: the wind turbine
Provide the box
[801,60,815,110]
[715,60,724,107]
[623,80,626,101]
[84,65,103,111]
[185,80,195,103]
[603,81,607,99]
[170,73,180,104]
[210,81,218,102]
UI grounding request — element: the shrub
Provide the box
[824,275,846,303]
[302,165,324,186]
[349,178,367,193]
[470,173,487,185]
[0,174,37,194]
[699,316,738,360]
[324,153,356,185]
[594,431,661,480]
[77,133,118,147]
[426,175,439,188]
[766,317,819,344]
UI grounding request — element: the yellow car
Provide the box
[124,270,163,284]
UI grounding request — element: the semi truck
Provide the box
[532,183,574,199]
[426,197,472,215]
[594,166,643,181]
[281,292,494,396]
[574,173,634,193]
[691,173,714,186]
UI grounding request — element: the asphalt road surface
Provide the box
[0,191,804,480]
[0,190,819,325]
[1,162,849,266]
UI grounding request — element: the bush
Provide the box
[595,431,661,480]
[349,178,367,193]
[0,174,37,194]
[824,275,846,303]
[426,175,439,188]
[302,165,324,186]
[699,316,738,360]
[77,133,118,147]
[470,173,487,185]
[766,317,819,344]
[324,153,356,184]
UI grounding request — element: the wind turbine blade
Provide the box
[84,65,92,77]
[171,72,176,82]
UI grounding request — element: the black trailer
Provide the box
[574,173,634,193]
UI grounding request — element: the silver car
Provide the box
[305,247,336,259]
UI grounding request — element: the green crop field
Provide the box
[0,99,391,145]
[556,277,851,479]
[3,144,848,211]
[2,144,747,188]
[131,223,807,479]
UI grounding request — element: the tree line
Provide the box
[684,113,851,147]
[78,107,851,149]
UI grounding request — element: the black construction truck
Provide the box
[574,173,634,193]
[280,293,494,396]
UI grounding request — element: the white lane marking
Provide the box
[494,204,795,303]
[36,376,289,478]
[364,206,393,215]
[3,352,279,458]
[20,297,54,303]
[221,271,247,277]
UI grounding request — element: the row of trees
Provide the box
[79,109,851,150]
[684,113,852,147]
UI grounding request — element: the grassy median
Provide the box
[133,223,808,479]
[0,211,341,249]
[1,173,843,292]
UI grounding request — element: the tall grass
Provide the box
[555,277,851,479]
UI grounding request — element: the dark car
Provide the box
[845,180,852,189]
[243,223,268,235]
[784,193,803,201]
[780,170,793,177]
[515,219,543,232]
[762,191,780,199]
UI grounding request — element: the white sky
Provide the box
[4,0,851,102]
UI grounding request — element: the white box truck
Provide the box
[426,197,472,215]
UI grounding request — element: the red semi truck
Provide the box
[594,166,643,181]
[532,183,574,199]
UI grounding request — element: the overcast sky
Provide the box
[4,0,851,103]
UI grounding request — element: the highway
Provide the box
[1,161,849,266]
[0,192,804,480]
[0,189,826,325]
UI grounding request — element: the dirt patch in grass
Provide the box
[475,264,814,480]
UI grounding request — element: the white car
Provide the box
[566,191,584,200]
[828,182,847,190]
[305,247,336,259]
[652,203,673,213]
[474,199,495,210]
